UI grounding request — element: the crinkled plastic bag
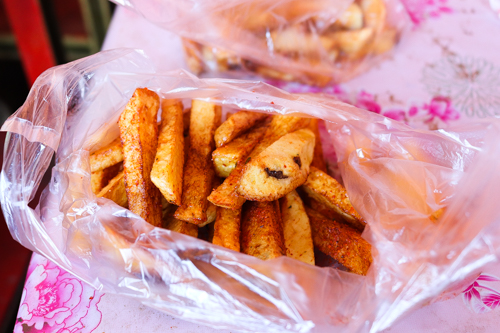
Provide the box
[2,49,500,332]
[111,0,408,86]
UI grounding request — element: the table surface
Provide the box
[12,0,500,332]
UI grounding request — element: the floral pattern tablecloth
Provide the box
[14,0,500,332]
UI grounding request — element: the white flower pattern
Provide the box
[422,55,500,118]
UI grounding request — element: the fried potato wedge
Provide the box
[97,170,128,208]
[371,27,397,55]
[89,138,123,172]
[307,119,327,173]
[335,3,364,30]
[270,27,336,55]
[119,88,162,227]
[361,0,387,34]
[302,166,366,230]
[213,207,241,252]
[215,111,268,148]
[163,217,199,238]
[306,208,372,275]
[241,201,285,260]
[331,27,374,60]
[279,190,314,265]
[208,115,310,209]
[151,100,184,205]
[238,128,315,201]
[174,100,221,224]
[91,162,122,194]
[212,118,269,178]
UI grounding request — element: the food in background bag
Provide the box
[182,0,400,86]
[90,88,372,275]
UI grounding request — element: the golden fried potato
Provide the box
[332,27,374,60]
[279,190,314,265]
[119,88,162,227]
[213,207,241,252]
[371,27,397,55]
[91,162,122,194]
[215,111,268,148]
[174,100,221,224]
[163,217,199,238]
[208,115,310,209]
[97,170,128,208]
[89,138,123,172]
[151,100,184,205]
[270,27,336,55]
[361,0,387,34]
[308,119,327,173]
[241,201,285,260]
[306,208,372,275]
[212,118,269,178]
[196,177,221,227]
[250,63,332,87]
[335,3,364,30]
[302,166,366,230]
[238,128,315,201]
[183,39,203,75]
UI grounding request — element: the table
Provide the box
[12,0,500,332]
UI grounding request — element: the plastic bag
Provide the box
[2,49,500,332]
[111,0,408,87]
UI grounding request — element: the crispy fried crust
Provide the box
[241,201,285,260]
[361,0,386,33]
[208,115,310,209]
[212,118,269,178]
[119,88,162,227]
[215,111,268,148]
[97,170,128,208]
[238,128,315,201]
[91,162,122,194]
[279,190,314,265]
[335,3,363,30]
[163,217,199,238]
[306,208,372,275]
[89,138,123,172]
[308,119,327,173]
[174,100,221,223]
[302,167,366,230]
[213,207,241,252]
[151,100,184,205]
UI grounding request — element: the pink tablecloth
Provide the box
[13,0,500,332]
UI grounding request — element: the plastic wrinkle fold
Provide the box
[2,49,500,332]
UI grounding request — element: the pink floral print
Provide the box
[462,274,500,313]
[401,0,453,25]
[422,96,460,123]
[14,254,104,333]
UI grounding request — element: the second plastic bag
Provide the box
[112,0,408,86]
[2,49,500,332]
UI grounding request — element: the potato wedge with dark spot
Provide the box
[238,128,315,201]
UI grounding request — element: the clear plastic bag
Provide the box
[111,0,408,86]
[2,49,500,332]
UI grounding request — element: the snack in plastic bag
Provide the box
[112,0,407,86]
[2,49,500,332]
